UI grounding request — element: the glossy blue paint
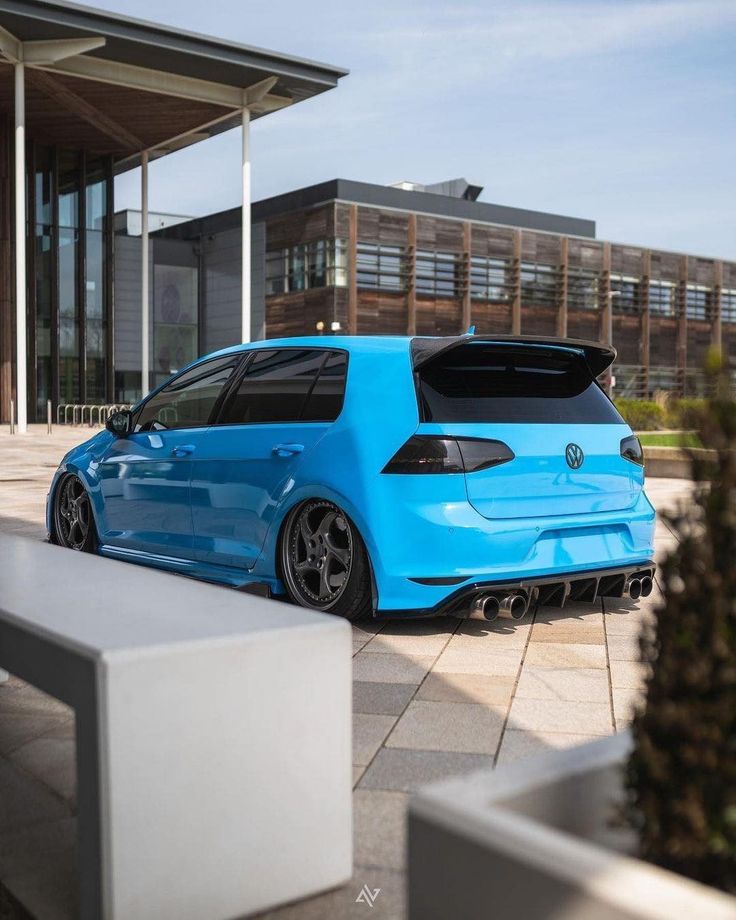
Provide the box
[47,335,655,615]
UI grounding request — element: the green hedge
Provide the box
[614,397,707,431]
[614,399,668,430]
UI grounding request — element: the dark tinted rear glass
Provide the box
[418,344,623,424]
[302,351,348,421]
[218,349,346,425]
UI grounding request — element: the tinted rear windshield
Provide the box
[418,344,623,424]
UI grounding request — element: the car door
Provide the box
[96,353,241,558]
[191,348,348,570]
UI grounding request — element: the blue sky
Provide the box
[107,0,736,259]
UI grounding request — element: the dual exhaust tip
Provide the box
[627,575,653,600]
[471,592,527,622]
[469,572,653,621]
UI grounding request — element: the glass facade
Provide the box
[153,264,199,389]
[29,145,113,419]
[265,239,347,295]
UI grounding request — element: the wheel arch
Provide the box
[270,489,380,613]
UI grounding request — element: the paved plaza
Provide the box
[0,426,693,919]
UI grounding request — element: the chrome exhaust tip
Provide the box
[470,594,500,622]
[499,593,528,620]
[639,575,653,598]
[628,578,642,601]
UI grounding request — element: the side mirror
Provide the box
[106,410,132,437]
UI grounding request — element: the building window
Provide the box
[521,262,558,308]
[649,281,676,316]
[610,274,641,315]
[416,250,461,297]
[722,289,736,324]
[470,256,510,301]
[266,239,346,295]
[685,284,711,321]
[153,265,199,389]
[567,267,599,311]
[357,242,404,290]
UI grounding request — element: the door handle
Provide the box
[171,444,196,457]
[272,443,305,457]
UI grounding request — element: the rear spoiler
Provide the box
[411,335,616,378]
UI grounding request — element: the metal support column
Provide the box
[140,150,149,398]
[14,62,27,433]
[241,107,251,343]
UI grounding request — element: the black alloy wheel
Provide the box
[280,500,372,620]
[54,474,97,552]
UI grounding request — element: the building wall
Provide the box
[260,200,734,398]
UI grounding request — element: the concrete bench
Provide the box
[0,534,352,919]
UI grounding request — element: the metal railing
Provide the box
[56,404,132,426]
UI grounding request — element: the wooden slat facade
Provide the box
[263,198,736,399]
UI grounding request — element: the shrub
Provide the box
[624,360,736,893]
[614,399,668,431]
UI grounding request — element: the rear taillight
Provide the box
[382,436,514,474]
[620,435,644,466]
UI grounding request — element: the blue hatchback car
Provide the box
[48,334,656,621]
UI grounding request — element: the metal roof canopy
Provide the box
[0,0,348,170]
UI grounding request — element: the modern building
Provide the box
[143,178,736,400]
[0,0,346,427]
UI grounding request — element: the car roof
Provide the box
[205,334,615,376]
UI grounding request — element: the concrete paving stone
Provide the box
[353,790,408,871]
[603,611,653,637]
[352,640,368,655]
[353,766,366,788]
[613,688,645,727]
[10,736,77,806]
[606,633,643,661]
[452,619,531,649]
[359,747,493,793]
[351,622,384,639]
[497,729,605,765]
[523,642,607,669]
[415,672,514,706]
[361,631,451,657]
[515,668,610,703]
[0,759,70,833]
[378,617,457,637]
[0,816,75,879]
[529,624,605,645]
[256,867,406,920]
[386,700,504,755]
[610,659,651,691]
[505,698,612,735]
[0,684,72,719]
[432,646,524,677]
[4,860,78,920]
[353,681,416,716]
[0,714,68,757]
[352,652,434,685]
[353,714,397,767]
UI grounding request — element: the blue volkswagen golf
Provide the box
[47,335,655,621]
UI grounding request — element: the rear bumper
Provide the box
[370,488,656,613]
[378,561,655,619]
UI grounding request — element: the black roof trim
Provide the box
[156,178,596,241]
[411,335,617,378]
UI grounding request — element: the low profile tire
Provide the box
[53,474,98,553]
[280,499,373,621]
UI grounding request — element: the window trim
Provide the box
[211,346,350,428]
[131,352,247,432]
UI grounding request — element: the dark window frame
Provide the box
[132,352,246,432]
[212,346,350,428]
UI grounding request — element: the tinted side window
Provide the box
[419,344,623,424]
[219,349,327,425]
[135,355,239,431]
[301,351,347,421]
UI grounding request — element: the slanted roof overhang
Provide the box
[0,0,347,170]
